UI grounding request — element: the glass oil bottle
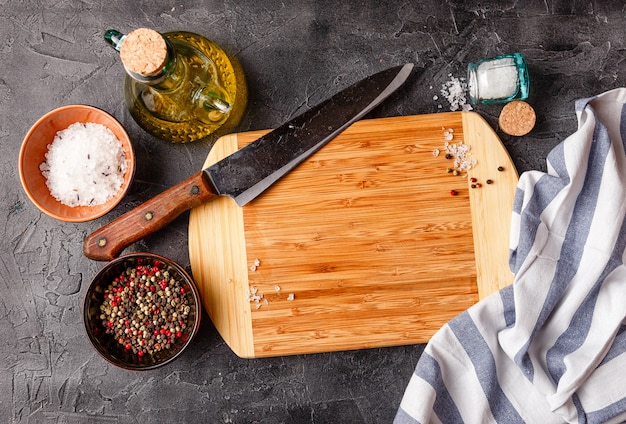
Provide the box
[105,28,247,143]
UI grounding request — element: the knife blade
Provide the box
[83,63,414,261]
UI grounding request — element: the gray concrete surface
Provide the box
[2,1,625,422]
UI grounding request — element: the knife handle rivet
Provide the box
[144,212,154,221]
[189,185,200,195]
[97,238,107,247]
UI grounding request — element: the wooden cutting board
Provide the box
[188,112,518,358]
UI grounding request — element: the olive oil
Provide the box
[106,29,247,143]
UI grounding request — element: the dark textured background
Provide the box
[2,1,625,422]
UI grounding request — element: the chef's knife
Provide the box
[83,63,414,261]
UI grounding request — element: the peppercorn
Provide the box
[97,259,191,357]
[486,179,493,184]
[497,166,505,172]
[450,190,458,196]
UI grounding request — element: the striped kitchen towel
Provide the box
[395,88,626,424]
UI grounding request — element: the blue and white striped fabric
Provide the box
[395,88,626,424]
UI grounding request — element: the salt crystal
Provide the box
[440,76,472,112]
[250,259,261,272]
[40,122,127,207]
[443,140,476,172]
[471,57,519,100]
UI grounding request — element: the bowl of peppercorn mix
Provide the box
[83,253,201,370]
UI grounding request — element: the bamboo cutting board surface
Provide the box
[188,112,518,358]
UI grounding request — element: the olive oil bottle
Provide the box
[105,28,247,143]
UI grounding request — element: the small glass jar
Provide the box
[467,53,529,104]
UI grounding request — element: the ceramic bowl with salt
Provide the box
[19,104,135,222]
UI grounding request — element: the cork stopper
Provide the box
[119,28,168,77]
[499,100,536,136]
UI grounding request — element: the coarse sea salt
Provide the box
[470,57,519,100]
[443,140,476,172]
[40,122,127,207]
[440,74,473,112]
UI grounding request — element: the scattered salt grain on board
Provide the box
[444,140,477,172]
[40,122,127,207]
[247,287,264,303]
[250,259,261,272]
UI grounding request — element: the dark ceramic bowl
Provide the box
[84,253,201,370]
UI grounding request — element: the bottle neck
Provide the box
[125,38,185,90]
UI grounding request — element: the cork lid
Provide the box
[499,100,536,136]
[119,28,168,77]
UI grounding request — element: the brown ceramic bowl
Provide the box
[18,105,135,222]
[83,253,202,370]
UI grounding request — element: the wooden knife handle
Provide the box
[83,171,218,261]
